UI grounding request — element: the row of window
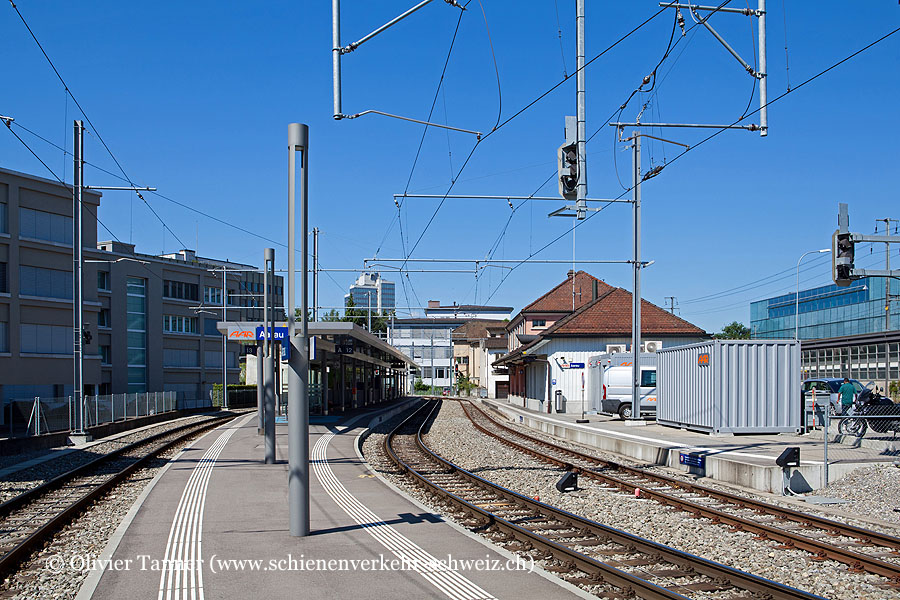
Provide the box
[163,280,199,301]
[20,265,72,299]
[419,367,448,379]
[392,328,452,339]
[163,315,198,334]
[0,262,6,294]
[395,346,452,360]
[19,206,73,245]
[20,324,72,354]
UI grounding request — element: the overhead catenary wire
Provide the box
[484,24,900,303]
[9,0,190,251]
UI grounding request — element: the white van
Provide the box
[599,365,657,419]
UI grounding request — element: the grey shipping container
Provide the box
[656,340,801,434]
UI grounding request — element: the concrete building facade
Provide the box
[0,166,284,417]
[452,320,509,398]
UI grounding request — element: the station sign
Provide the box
[335,344,354,354]
[256,326,289,341]
[560,362,585,369]
[679,452,706,469]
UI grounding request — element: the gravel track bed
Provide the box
[367,401,892,600]
[484,403,900,537]
[0,413,229,504]
[0,422,223,600]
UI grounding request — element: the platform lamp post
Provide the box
[795,249,830,340]
[74,120,155,441]
[288,123,310,537]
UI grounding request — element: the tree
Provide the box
[714,321,751,340]
[414,377,429,393]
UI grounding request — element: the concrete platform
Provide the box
[82,400,585,600]
[481,398,896,494]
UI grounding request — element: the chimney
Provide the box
[427,300,440,308]
[567,269,575,279]
[592,280,598,300]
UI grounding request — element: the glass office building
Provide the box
[751,277,899,396]
[750,278,898,340]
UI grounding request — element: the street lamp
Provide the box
[795,249,831,340]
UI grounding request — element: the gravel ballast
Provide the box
[364,400,896,600]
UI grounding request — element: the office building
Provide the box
[0,166,283,417]
[751,277,899,393]
[346,272,395,312]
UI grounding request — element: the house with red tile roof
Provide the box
[495,273,709,414]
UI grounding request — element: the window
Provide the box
[0,321,8,353]
[163,348,199,367]
[532,319,546,327]
[640,370,657,387]
[0,191,7,232]
[127,277,147,392]
[163,315,198,334]
[100,345,111,364]
[97,271,110,291]
[19,207,73,245]
[19,265,72,299]
[98,308,111,328]
[20,323,72,354]
[0,262,6,293]
[163,280,199,301]
[204,286,222,305]
[204,318,221,336]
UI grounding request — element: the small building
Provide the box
[452,320,509,398]
[495,283,708,414]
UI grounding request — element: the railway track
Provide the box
[385,399,823,600]
[460,399,900,585]
[0,413,235,578]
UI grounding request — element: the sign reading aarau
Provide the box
[256,326,289,341]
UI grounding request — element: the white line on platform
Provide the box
[157,416,248,600]
[312,431,496,600]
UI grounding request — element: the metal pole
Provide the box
[288,123,310,537]
[575,0,587,219]
[265,248,276,462]
[758,0,767,136]
[823,404,829,487]
[367,292,372,332]
[257,347,264,433]
[260,248,270,434]
[631,132,642,422]
[73,120,85,435]
[332,0,342,118]
[222,268,228,410]
[313,227,319,321]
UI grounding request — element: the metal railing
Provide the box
[6,391,177,437]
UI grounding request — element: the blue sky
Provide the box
[2,1,898,333]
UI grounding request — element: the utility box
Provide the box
[656,340,801,434]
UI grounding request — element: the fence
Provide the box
[808,399,900,488]
[6,391,177,437]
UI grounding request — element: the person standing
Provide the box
[838,377,857,415]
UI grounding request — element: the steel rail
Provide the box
[462,401,900,583]
[384,399,822,600]
[0,414,236,578]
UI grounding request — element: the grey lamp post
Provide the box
[795,249,830,340]
[288,123,310,537]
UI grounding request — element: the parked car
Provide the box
[599,365,657,419]
[441,387,451,397]
[802,378,863,414]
